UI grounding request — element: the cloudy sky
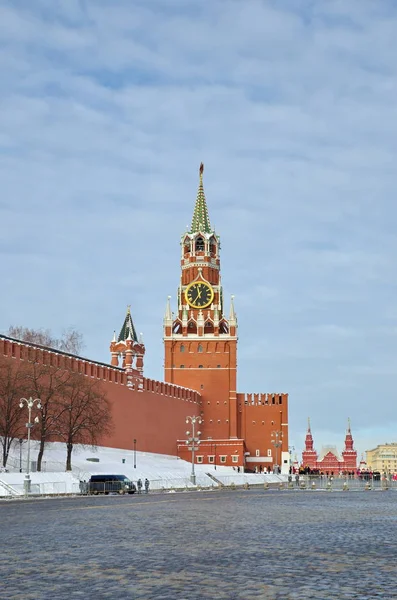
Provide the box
[1,0,396,458]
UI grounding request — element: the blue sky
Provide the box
[1,0,396,459]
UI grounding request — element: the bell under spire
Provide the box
[190,162,212,234]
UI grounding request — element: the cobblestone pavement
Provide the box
[1,489,396,599]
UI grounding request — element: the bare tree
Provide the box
[56,373,113,471]
[7,326,85,356]
[58,328,84,355]
[0,356,28,468]
[24,362,73,471]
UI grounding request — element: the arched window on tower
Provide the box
[183,238,191,258]
[219,321,229,334]
[180,345,185,353]
[198,344,203,353]
[188,320,197,334]
[195,236,205,252]
[204,320,214,334]
[209,237,217,257]
[173,321,182,334]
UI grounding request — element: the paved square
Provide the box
[1,490,396,599]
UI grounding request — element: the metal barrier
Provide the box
[0,481,80,497]
[292,475,397,491]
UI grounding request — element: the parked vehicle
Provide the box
[88,474,136,495]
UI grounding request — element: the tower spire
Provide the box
[118,305,138,342]
[190,162,212,233]
[164,296,172,321]
[229,295,237,322]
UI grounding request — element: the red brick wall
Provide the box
[0,335,201,456]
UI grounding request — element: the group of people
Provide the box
[136,478,150,494]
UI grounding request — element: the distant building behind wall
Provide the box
[301,418,357,473]
[366,443,397,474]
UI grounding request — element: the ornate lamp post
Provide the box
[214,442,217,470]
[185,416,202,485]
[19,438,23,473]
[271,430,283,475]
[19,397,41,494]
[289,445,295,474]
[133,438,137,469]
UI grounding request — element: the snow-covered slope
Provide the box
[0,440,286,496]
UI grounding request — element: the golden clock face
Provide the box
[185,281,214,309]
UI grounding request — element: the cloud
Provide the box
[0,0,396,459]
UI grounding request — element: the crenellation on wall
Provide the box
[141,375,201,403]
[1,334,201,404]
[238,392,288,407]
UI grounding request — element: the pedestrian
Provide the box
[144,478,150,494]
[137,478,142,494]
[295,473,300,487]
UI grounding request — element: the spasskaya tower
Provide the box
[164,163,238,441]
[164,164,289,471]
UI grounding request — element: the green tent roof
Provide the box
[190,163,212,234]
[118,307,138,342]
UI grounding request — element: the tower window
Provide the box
[180,345,185,353]
[195,237,205,252]
[188,321,197,334]
[217,365,221,368]
[180,365,185,369]
[198,344,203,353]
[198,365,203,368]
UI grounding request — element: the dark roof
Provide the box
[118,308,138,343]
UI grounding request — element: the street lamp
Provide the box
[271,430,283,475]
[19,397,41,494]
[133,438,137,469]
[288,445,295,474]
[214,443,217,471]
[19,438,23,473]
[185,416,202,485]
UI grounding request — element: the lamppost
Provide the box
[271,430,283,474]
[19,397,41,494]
[214,443,217,470]
[288,445,295,474]
[185,416,202,485]
[19,438,23,473]
[133,438,137,469]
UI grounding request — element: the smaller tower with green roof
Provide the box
[110,306,145,375]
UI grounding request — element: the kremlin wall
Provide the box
[1,165,290,472]
[0,333,201,457]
